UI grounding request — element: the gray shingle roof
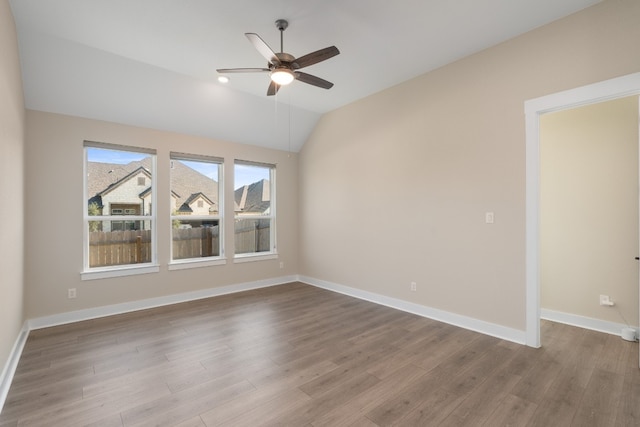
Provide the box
[87,157,218,213]
[234,179,270,214]
[169,160,218,213]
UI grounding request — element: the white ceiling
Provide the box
[10,0,601,152]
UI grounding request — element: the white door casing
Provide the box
[525,72,640,351]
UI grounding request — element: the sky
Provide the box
[87,147,268,189]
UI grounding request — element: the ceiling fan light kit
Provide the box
[271,68,294,85]
[216,19,339,96]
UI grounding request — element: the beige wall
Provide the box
[0,0,25,376]
[541,96,639,327]
[24,111,298,319]
[12,0,640,336]
[299,0,640,331]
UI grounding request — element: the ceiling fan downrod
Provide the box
[275,19,288,53]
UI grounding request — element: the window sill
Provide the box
[81,264,160,281]
[168,257,227,271]
[233,253,278,264]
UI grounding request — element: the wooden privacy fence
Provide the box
[89,230,152,267]
[234,219,271,254]
[89,222,269,267]
[172,226,220,259]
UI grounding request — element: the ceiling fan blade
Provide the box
[216,68,270,73]
[295,72,334,89]
[267,80,280,96]
[245,33,279,65]
[293,46,340,69]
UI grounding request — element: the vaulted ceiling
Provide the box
[9,0,601,152]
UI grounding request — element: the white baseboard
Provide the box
[2,276,296,414]
[5,274,529,415]
[6,276,635,417]
[0,321,29,415]
[541,308,640,338]
[28,275,297,330]
[299,276,527,345]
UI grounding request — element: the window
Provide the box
[83,141,157,279]
[234,160,276,259]
[170,153,223,266]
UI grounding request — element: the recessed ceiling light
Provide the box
[218,76,230,83]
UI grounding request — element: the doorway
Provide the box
[539,97,639,342]
[525,72,640,351]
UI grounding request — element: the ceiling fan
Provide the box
[216,19,340,96]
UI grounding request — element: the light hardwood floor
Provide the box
[1,282,638,426]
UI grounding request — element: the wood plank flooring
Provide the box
[0,282,638,426]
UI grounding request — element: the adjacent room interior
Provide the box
[540,96,639,343]
[1,0,639,425]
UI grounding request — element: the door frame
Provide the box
[525,72,640,348]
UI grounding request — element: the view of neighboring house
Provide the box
[88,158,270,229]
[87,157,220,231]
[234,179,271,215]
[169,159,221,217]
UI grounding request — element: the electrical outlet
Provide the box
[68,288,77,299]
[485,212,495,224]
[410,282,417,292]
[279,261,284,269]
[599,295,614,306]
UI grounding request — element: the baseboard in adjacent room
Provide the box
[541,308,639,339]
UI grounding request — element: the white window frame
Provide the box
[233,160,277,263]
[82,141,159,280]
[169,152,225,270]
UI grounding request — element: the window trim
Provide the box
[233,160,277,260]
[233,253,278,263]
[169,152,225,267]
[81,264,160,281]
[82,141,158,279]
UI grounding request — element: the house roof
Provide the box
[234,179,270,214]
[183,192,214,206]
[87,161,137,200]
[169,160,219,213]
[177,192,216,214]
[87,157,219,213]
